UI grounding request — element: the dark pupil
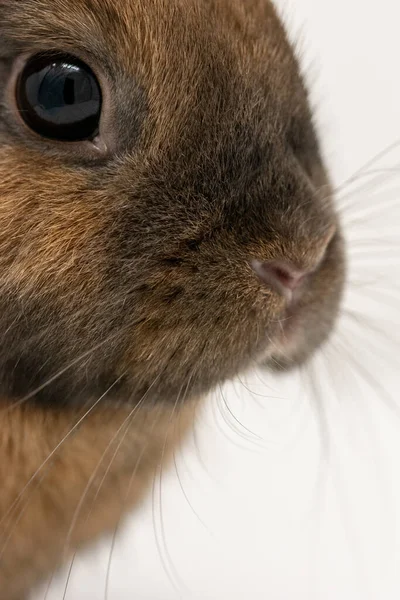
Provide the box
[17,53,102,142]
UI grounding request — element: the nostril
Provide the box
[251,259,309,300]
[250,226,337,300]
[272,265,306,290]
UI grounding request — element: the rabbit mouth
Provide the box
[265,307,314,367]
[255,233,346,371]
[257,300,341,372]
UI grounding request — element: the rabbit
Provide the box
[0,0,345,598]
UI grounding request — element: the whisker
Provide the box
[341,310,399,350]
[218,383,263,441]
[60,372,164,571]
[190,397,217,483]
[332,337,400,419]
[1,332,121,414]
[171,443,211,535]
[309,348,384,599]
[345,287,400,310]
[348,237,400,251]
[170,383,213,537]
[151,386,189,595]
[61,407,140,600]
[337,175,400,215]
[60,362,176,599]
[237,374,284,400]
[333,137,400,194]
[210,388,262,453]
[0,375,125,559]
[104,402,167,600]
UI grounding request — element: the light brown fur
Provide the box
[0,401,194,600]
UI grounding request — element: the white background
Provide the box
[34,1,400,599]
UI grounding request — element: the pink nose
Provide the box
[251,227,336,301]
[251,259,315,302]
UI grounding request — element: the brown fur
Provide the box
[0,0,345,598]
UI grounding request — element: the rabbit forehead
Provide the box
[0,0,302,135]
[0,0,290,72]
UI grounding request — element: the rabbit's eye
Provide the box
[16,53,102,142]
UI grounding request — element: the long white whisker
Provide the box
[103,401,167,600]
[0,375,125,559]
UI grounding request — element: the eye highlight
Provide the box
[16,52,102,142]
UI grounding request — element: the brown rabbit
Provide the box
[0,0,345,598]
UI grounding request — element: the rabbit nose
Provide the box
[251,226,336,302]
[251,259,308,301]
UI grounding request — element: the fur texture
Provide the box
[0,1,345,597]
